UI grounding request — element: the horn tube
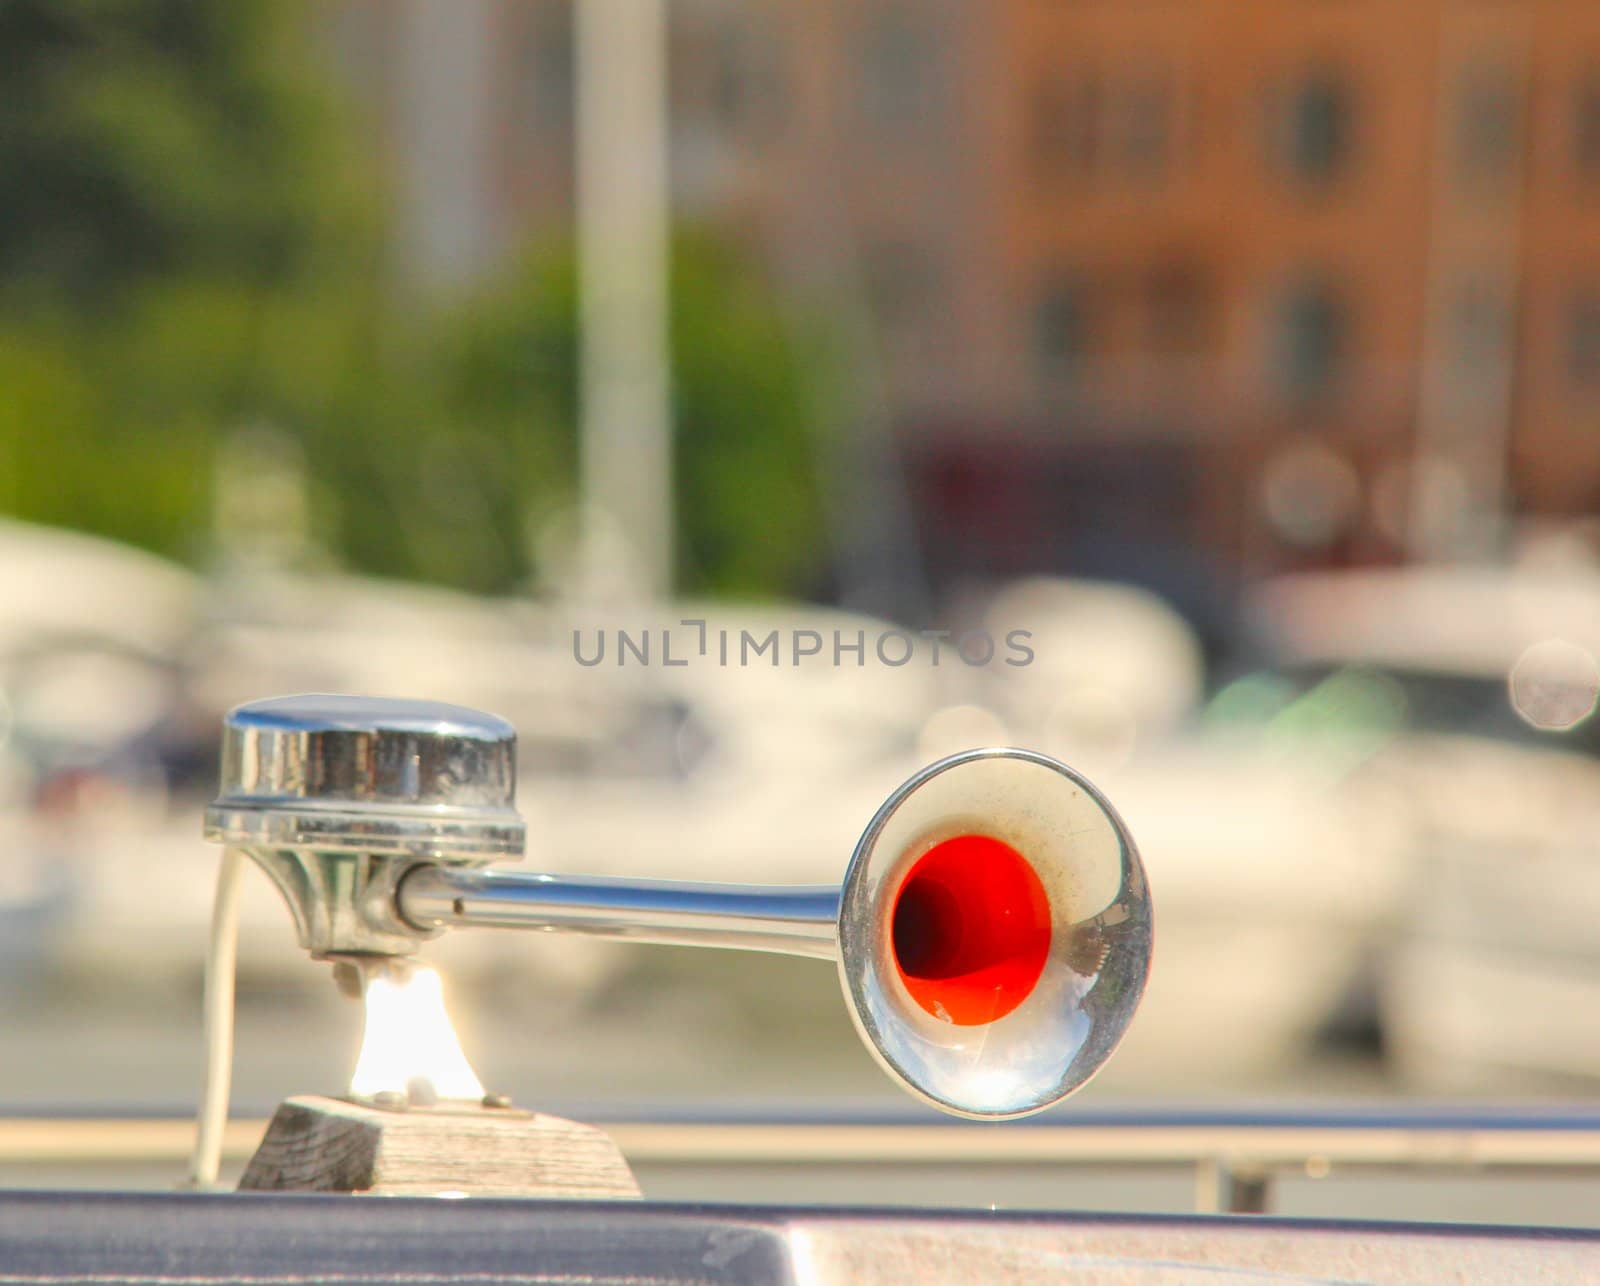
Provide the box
[399,868,840,958]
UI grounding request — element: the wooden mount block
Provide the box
[238,1094,642,1199]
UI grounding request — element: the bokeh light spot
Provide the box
[1509,638,1600,732]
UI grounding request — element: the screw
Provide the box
[482,1092,513,1109]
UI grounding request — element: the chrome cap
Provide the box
[205,694,524,861]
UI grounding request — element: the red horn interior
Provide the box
[890,834,1052,1026]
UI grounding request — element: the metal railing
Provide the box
[6,1106,1600,1214]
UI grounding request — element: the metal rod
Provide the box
[17,1114,1600,1172]
[577,0,672,598]
[398,866,841,960]
[187,847,246,1190]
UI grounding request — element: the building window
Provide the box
[1453,64,1519,191]
[1147,264,1211,361]
[673,10,784,142]
[1270,280,1348,400]
[526,4,574,132]
[1569,292,1600,388]
[1031,74,1101,179]
[711,19,784,139]
[1031,67,1175,185]
[1446,276,1511,384]
[1035,275,1094,379]
[857,8,944,137]
[864,242,939,340]
[1267,72,1353,185]
[1575,74,1600,180]
[1112,71,1174,180]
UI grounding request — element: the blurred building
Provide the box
[323,1,1600,613]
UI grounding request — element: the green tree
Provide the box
[0,0,383,559]
[426,234,827,598]
[0,0,828,599]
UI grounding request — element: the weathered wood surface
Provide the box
[237,1094,641,1198]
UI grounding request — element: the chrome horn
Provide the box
[204,695,1151,1119]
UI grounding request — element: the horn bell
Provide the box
[837,747,1151,1120]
